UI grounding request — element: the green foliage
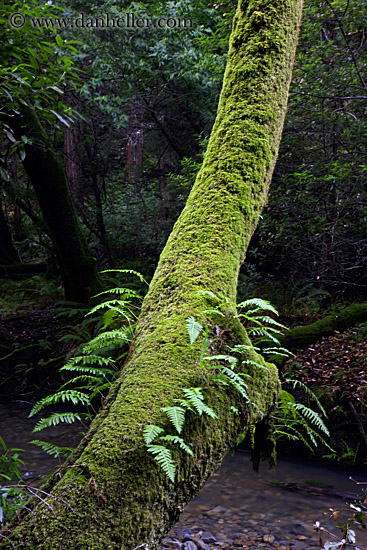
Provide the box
[161,407,186,434]
[144,445,176,483]
[0,437,26,525]
[186,316,203,345]
[273,387,332,453]
[144,386,216,481]
[1,0,82,150]
[248,0,367,292]
[30,272,144,458]
[30,440,74,459]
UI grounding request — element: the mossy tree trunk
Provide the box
[5,106,101,303]
[1,1,303,548]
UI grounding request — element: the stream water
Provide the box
[1,401,366,550]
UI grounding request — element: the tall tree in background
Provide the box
[6,106,101,302]
[1,0,303,548]
[0,2,101,302]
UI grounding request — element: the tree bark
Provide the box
[4,107,101,303]
[0,0,303,548]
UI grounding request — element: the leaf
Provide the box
[162,406,186,434]
[33,412,83,432]
[50,110,71,127]
[146,445,175,482]
[204,354,237,367]
[143,425,164,445]
[31,440,74,458]
[186,316,203,345]
[237,298,279,316]
[29,390,91,416]
[55,35,63,47]
[182,388,217,419]
[160,435,193,455]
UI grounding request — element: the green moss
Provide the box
[0,0,303,548]
[281,303,367,350]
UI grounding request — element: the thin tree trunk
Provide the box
[0,193,20,265]
[5,106,101,303]
[1,1,303,548]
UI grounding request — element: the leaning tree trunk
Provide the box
[5,107,101,303]
[1,1,303,548]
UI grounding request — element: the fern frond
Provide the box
[196,290,219,300]
[287,379,327,416]
[201,309,225,317]
[162,406,186,434]
[242,359,268,371]
[100,268,147,283]
[262,347,293,358]
[62,355,114,371]
[82,329,131,354]
[278,390,297,419]
[216,366,249,399]
[146,445,175,482]
[229,344,256,353]
[182,388,217,419]
[237,298,279,316]
[31,440,74,458]
[204,355,237,368]
[29,390,91,416]
[86,300,132,317]
[59,375,106,390]
[93,287,141,299]
[160,435,193,455]
[89,382,114,399]
[186,317,203,345]
[143,425,164,445]
[293,404,330,435]
[33,412,85,432]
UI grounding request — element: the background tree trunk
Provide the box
[0,193,21,265]
[5,106,101,303]
[1,0,303,548]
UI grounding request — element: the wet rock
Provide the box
[194,540,210,550]
[263,534,275,543]
[201,532,216,543]
[183,542,197,550]
[206,506,229,517]
[183,532,193,542]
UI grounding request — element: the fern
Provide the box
[30,440,74,458]
[182,388,217,419]
[143,425,164,445]
[33,412,86,432]
[82,329,131,354]
[293,403,330,435]
[62,355,113,370]
[204,354,237,368]
[93,287,141,299]
[287,378,327,416]
[196,290,220,300]
[29,391,91,416]
[236,298,279,316]
[100,268,147,283]
[146,445,175,482]
[86,299,133,316]
[186,317,203,345]
[162,407,186,434]
[159,435,193,455]
[213,365,249,399]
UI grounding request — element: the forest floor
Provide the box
[281,322,367,466]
